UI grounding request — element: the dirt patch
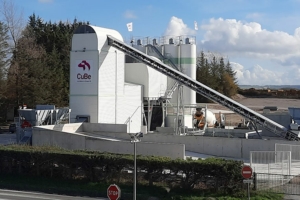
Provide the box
[207,97,300,126]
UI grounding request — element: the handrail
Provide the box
[124,106,142,124]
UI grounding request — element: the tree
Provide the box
[25,15,88,106]
[0,0,24,50]
[0,21,9,120]
[222,73,238,97]
[225,61,237,84]
[6,28,48,108]
[195,51,238,103]
[0,0,24,118]
[0,21,9,90]
[196,51,213,102]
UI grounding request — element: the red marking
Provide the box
[78,60,90,70]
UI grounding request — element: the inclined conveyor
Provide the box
[107,35,299,141]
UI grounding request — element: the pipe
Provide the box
[133,141,137,200]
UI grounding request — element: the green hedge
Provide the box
[0,145,244,193]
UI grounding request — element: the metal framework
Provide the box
[107,35,299,141]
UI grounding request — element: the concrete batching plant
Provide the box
[69,25,206,134]
[29,24,300,168]
[69,24,300,141]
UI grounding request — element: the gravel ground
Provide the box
[206,95,300,126]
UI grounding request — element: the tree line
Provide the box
[196,51,238,103]
[0,4,88,120]
[0,3,238,121]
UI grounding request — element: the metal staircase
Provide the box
[107,35,300,141]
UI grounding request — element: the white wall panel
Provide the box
[125,63,148,95]
[125,63,167,98]
[70,96,98,123]
[118,84,142,133]
[98,97,115,123]
[98,51,116,95]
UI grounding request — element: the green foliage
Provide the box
[0,145,243,194]
[0,145,284,199]
[196,51,238,103]
[3,14,88,110]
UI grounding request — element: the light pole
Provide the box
[130,132,143,200]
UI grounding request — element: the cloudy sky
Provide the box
[6,0,300,85]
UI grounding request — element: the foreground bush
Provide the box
[0,145,243,194]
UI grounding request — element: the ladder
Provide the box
[107,35,299,141]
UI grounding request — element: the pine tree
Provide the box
[196,51,239,102]
[225,61,237,84]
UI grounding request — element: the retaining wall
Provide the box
[33,123,300,160]
[95,131,300,160]
[32,124,185,159]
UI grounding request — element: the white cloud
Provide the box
[164,16,196,36]
[38,0,53,3]
[162,16,300,85]
[124,10,137,19]
[231,62,284,85]
[200,18,300,64]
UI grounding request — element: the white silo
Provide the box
[163,37,179,101]
[161,36,197,106]
[179,37,196,105]
[161,36,197,131]
[132,39,146,53]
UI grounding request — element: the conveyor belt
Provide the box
[146,44,180,99]
[107,35,299,141]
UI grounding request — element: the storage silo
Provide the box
[132,39,146,53]
[163,38,179,102]
[180,37,196,105]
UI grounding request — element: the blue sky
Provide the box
[8,0,300,85]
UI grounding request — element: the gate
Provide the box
[250,151,291,175]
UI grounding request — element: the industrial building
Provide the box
[9,25,300,164]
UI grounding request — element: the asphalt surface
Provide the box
[0,133,16,145]
[0,189,107,200]
[284,195,300,200]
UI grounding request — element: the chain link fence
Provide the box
[254,172,300,195]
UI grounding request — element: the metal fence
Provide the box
[255,172,300,195]
[250,151,291,175]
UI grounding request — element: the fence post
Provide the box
[289,151,291,175]
[253,172,257,191]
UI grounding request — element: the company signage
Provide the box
[76,60,93,83]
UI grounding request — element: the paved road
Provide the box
[0,189,107,200]
[284,195,300,200]
[0,133,16,145]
